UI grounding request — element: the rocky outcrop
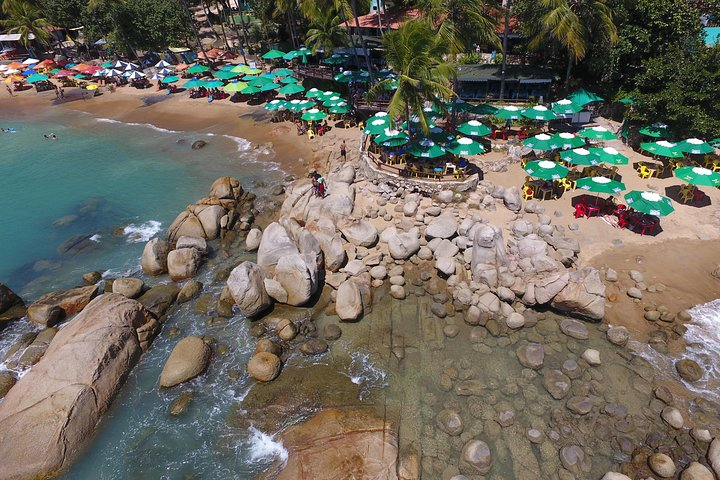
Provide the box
[227,262,272,318]
[159,336,212,388]
[336,279,363,321]
[0,284,25,328]
[0,294,152,480]
[141,238,169,276]
[273,407,397,480]
[26,285,99,327]
[137,284,180,319]
[340,220,378,247]
[551,267,606,321]
[111,278,144,299]
[167,247,202,281]
[280,165,356,223]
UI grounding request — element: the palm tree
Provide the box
[86,0,143,64]
[419,0,500,120]
[368,19,455,136]
[529,0,617,89]
[305,8,348,55]
[0,0,51,57]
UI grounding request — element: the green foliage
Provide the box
[459,51,484,64]
[36,0,86,28]
[0,0,52,47]
[368,19,455,134]
[418,0,500,54]
[305,7,348,54]
[627,44,720,138]
[121,0,193,50]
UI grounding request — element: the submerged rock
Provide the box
[247,352,282,382]
[676,359,703,382]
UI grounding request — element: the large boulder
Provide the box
[136,284,180,319]
[141,238,169,276]
[245,228,262,251]
[209,176,242,200]
[159,336,212,387]
[247,352,282,382]
[27,285,99,327]
[0,294,151,480]
[550,267,606,321]
[227,262,272,318]
[281,178,356,223]
[425,214,458,240]
[708,438,720,479]
[195,205,226,240]
[471,225,507,286]
[340,220,378,247]
[313,231,346,272]
[175,235,208,255]
[0,284,26,328]
[388,228,421,260]
[461,440,493,474]
[336,279,363,321]
[111,278,144,299]
[503,186,522,212]
[166,211,206,242]
[275,253,318,306]
[257,222,298,271]
[167,248,202,281]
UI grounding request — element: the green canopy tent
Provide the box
[566,88,604,106]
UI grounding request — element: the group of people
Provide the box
[309,170,326,197]
[295,119,330,137]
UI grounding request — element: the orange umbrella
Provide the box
[175,63,189,71]
[71,63,90,71]
[7,62,23,70]
[4,75,23,83]
[36,59,55,68]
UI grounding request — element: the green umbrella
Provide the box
[259,82,280,92]
[261,73,277,80]
[428,126,454,143]
[364,117,390,135]
[374,129,409,147]
[523,133,557,151]
[639,123,672,138]
[641,140,684,158]
[203,80,224,88]
[283,50,298,60]
[236,65,262,75]
[552,132,586,149]
[401,115,436,130]
[230,64,247,73]
[495,105,523,120]
[50,68,60,74]
[445,136,485,156]
[559,148,600,166]
[318,90,341,101]
[383,79,399,90]
[25,73,48,83]
[248,76,273,87]
[279,83,304,95]
[241,85,261,95]
[624,190,674,216]
[223,81,248,92]
[213,70,239,80]
[408,138,446,158]
[280,76,299,84]
[618,96,635,105]
[576,176,626,194]
[101,61,114,68]
[709,138,720,148]
[577,126,617,141]
[566,88,604,106]
[457,120,492,137]
[264,99,287,111]
[187,64,209,74]
[677,138,716,155]
[183,78,205,88]
[273,68,293,77]
[322,95,344,107]
[524,159,568,180]
[241,74,258,81]
[521,105,558,121]
[334,70,353,83]
[470,103,498,115]
[674,166,720,187]
[551,99,583,115]
[161,75,180,83]
[323,54,350,64]
[285,99,305,112]
[262,49,286,59]
[588,147,629,165]
[329,102,351,114]
[305,87,322,98]
[73,74,87,79]
[445,98,475,113]
[301,108,327,121]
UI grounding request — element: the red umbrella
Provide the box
[53,69,76,78]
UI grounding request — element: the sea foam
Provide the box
[122,220,162,243]
[247,427,288,465]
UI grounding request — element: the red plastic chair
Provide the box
[574,203,588,218]
[586,204,601,217]
[612,204,626,216]
[617,211,632,229]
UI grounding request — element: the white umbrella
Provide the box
[158,67,173,75]
[150,73,165,80]
[124,62,140,71]
[92,69,106,77]
[104,69,123,77]
[155,60,171,68]
[126,71,146,79]
[113,60,128,69]
[22,58,40,65]
[0,65,8,71]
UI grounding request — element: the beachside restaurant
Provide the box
[456,64,553,102]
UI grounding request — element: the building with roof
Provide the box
[456,64,554,101]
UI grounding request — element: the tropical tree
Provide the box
[529,0,618,89]
[86,0,143,63]
[0,0,51,55]
[368,19,455,135]
[305,7,348,54]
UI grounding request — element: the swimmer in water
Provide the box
[43,133,58,140]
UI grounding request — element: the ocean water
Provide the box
[0,109,282,300]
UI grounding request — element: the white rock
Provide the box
[582,349,601,366]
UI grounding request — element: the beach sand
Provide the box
[3,80,719,331]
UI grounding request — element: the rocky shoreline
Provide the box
[0,151,719,479]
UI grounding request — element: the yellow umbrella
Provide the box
[4,75,23,83]
[85,84,98,90]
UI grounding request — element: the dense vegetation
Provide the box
[1,0,718,136]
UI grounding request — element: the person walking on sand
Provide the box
[6,85,13,97]
[340,140,347,161]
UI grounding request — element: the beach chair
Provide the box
[523,186,535,201]
[454,167,465,179]
[307,129,315,140]
[558,177,574,193]
[573,203,587,218]
[637,165,652,179]
[679,185,694,203]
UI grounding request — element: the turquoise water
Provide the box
[0,109,282,300]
